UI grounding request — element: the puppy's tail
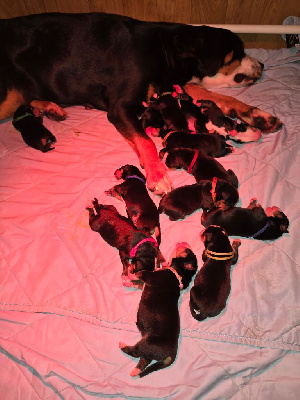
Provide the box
[137,356,174,378]
[227,169,239,189]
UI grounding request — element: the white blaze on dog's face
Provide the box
[199,53,264,89]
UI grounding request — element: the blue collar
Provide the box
[251,220,270,238]
[126,175,146,185]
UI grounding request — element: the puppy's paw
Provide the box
[241,107,283,133]
[232,238,242,247]
[130,367,141,377]
[121,275,134,287]
[119,342,127,349]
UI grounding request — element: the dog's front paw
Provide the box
[30,100,68,121]
[241,107,283,134]
[147,169,173,195]
[121,275,134,287]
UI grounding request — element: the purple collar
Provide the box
[126,175,146,184]
[250,220,270,238]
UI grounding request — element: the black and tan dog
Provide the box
[201,198,289,240]
[12,104,57,152]
[119,243,198,378]
[105,164,161,245]
[161,148,239,188]
[189,225,241,321]
[159,179,239,221]
[86,198,160,287]
[1,12,282,194]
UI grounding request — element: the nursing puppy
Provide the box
[105,164,161,245]
[12,104,56,152]
[161,148,239,188]
[189,225,241,321]
[159,131,233,158]
[86,198,159,287]
[201,198,289,240]
[159,179,239,221]
[119,243,198,378]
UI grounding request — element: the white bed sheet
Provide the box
[0,48,299,399]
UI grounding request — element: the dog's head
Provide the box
[265,206,289,235]
[114,164,146,181]
[200,225,233,260]
[166,243,198,289]
[12,105,57,152]
[174,25,263,88]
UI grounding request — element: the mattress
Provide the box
[0,48,299,400]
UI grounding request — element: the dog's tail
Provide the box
[137,356,174,378]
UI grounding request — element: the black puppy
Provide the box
[201,198,289,240]
[159,179,239,221]
[86,198,159,287]
[105,164,161,245]
[161,148,239,188]
[12,105,57,152]
[189,226,240,321]
[119,243,198,378]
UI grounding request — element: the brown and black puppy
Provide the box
[86,198,159,287]
[161,147,239,188]
[12,105,57,152]
[158,179,239,221]
[189,225,241,321]
[119,243,198,378]
[105,164,161,245]
[201,198,289,240]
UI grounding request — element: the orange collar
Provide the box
[205,248,235,260]
[210,177,218,202]
[162,130,177,147]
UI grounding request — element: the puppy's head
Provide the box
[265,206,289,234]
[167,243,198,289]
[114,164,145,181]
[175,25,263,88]
[12,105,57,152]
[214,179,239,208]
[200,225,232,260]
[163,148,194,170]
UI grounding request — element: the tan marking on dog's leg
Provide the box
[30,100,68,120]
[0,89,25,120]
[133,136,173,195]
[184,83,282,134]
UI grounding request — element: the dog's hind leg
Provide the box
[0,88,25,121]
[138,356,173,378]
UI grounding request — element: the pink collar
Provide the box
[130,238,158,258]
[187,150,199,174]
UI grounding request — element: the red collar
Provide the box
[187,150,199,174]
[130,238,158,258]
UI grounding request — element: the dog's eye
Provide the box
[234,74,247,83]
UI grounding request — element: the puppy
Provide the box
[12,105,57,152]
[159,131,233,158]
[161,148,239,188]
[189,226,241,321]
[105,164,161,245]
[86,198,159,287]
[201,199,289,240]
[159,178,239,221]
[119,243,198,378]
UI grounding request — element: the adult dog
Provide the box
[0,12,282,194]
